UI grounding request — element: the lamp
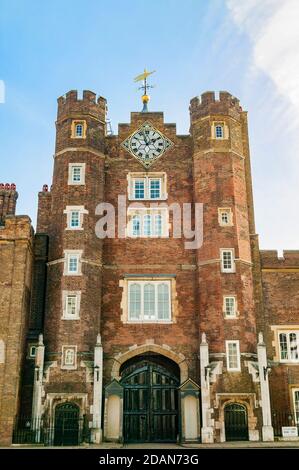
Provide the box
[263,366,271,380]
[94,365,100,382]
[205,365,211,381]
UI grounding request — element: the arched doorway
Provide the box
[121,353,179,443]
[224,403,249,441]
[54,402,80,446]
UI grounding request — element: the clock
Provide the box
[121,122,173,168]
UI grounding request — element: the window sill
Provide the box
[61,316,80,320]
[65,227,84,231]
[125,320,173,324]
[128,197,168,202]
[61,365,77,370]
[279,361,299,364]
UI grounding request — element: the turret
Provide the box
[55,90,107,153]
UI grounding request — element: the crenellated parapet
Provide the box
[260,250,299,268]
[57,90,107,123]
[190,91,243,122]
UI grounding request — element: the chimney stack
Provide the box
[0,183,18,224]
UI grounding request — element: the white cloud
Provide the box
[226,0,299,126]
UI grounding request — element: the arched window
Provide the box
[129,283,141,320]
[65,348,75,365]
[154,214,162,236]
[157,283,170,320]
[132,215,141,236]
[144,283,155,319]
[143,214,152,236]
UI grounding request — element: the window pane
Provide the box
[71,211,80,227]
[76,124,83,137]
[150,179,161,199]
[215,125,223,138]
[279,333,288,360]
[132,215,141,236]
[228,343,238,369]
[65,349,75,365]
[289,333,298,360]
[221,212,229,224]
[222,251,232,270]
[154,214,162,236]
[157,283,170,319]
[72,167,81,182]
[143,214,152,236]
[68,256,78,272]
[66,295,77,315]
[225,297,235,316]
[144,283,155,319]
[134,180,145,199]
[129,283,141,319]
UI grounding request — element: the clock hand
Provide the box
[142,130,149,144]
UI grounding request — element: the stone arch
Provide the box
[217,395,258,442]
[111,343,188,383]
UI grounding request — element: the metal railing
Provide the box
[272,411,299,437]
[12,415,91,446]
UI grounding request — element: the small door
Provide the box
[54,403,80,446]
[224,403,249,441]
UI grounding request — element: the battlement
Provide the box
[260,250,299,269]
[189,90,243,121]
[57,90,107,122]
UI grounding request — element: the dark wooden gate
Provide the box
[54,403,80,446]
[121,357,179,443]
[224,403,249,441]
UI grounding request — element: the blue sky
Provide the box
[1,0,298,252]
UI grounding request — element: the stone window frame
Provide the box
[271,325,299,363]
[61,345,77,370]
[62,290,81,320]
[211,121,229,140]
[71,120,87,139]
[120,275,178,324]
[220,248,236,273]
[68,163,86,185]
[127,207,169,238]
[127,172,168,201]
[64,205,88,231]
[218,208,233,227]
[223,295,238,319]
[225,340,241,372]
[277,330,299,363]
[63,249,83,276]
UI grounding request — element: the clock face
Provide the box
[121,122,173,168]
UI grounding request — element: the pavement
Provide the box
[6,440,299,449]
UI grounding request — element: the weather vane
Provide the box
[134,68,156,112]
